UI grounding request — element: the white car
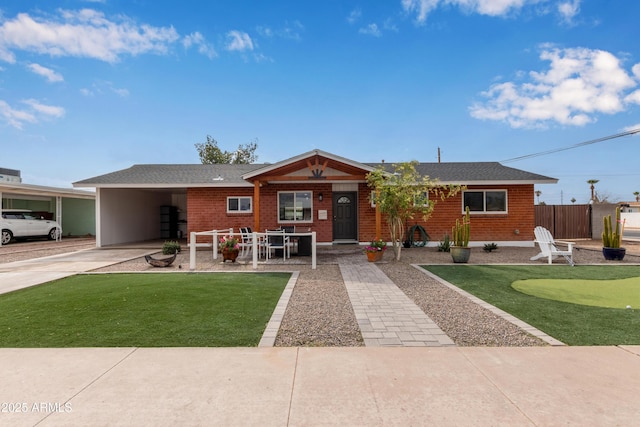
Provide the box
[1,209,62,245]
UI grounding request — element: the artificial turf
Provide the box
[0,272,289,347]
[422,265,640,346]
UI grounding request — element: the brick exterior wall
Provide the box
[187,183,535,244]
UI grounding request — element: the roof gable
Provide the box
[243,149,376,182]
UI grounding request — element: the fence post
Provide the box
[189,232,196,270]
[213,230,218,260]
[252,232,258,269]
[311,232,316,270]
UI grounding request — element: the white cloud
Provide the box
[226,31,254,52]
[0,98,64,129]
[347,9,362,24]
[183,32,217,59]
[558,0,580,24]
[359,23,382,37]
[79,80,129,97]
[470,47,639,128]
[0,100,37,129]
[22,99,65,118]
[256,21,304,41]
[622,123,640,134]
[27,63,64,82]
[0,9,180,64]
[401,0,580,23]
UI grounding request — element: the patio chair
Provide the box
[266,229,290,259]
[239,227,253,258]
[531,226,575,266]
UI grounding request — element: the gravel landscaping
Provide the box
[2,238,639,347]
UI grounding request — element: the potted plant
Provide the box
[364,238,387,262]
[602,207,626,261]
[450,206,471,263]
[219,234,240,262]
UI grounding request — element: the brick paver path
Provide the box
[340,263,455,347]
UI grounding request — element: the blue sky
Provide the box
[1,0,639,204]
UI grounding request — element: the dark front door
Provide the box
[332,192,357,241]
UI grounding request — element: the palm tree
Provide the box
[534,190,542,205]
[587,179,599,202]
[634,191,639,203]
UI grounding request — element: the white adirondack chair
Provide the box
[531,226,575,266]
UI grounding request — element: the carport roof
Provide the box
[1,181,96,199]
[73,164,265,188]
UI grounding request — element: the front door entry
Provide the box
[332,192,357,241]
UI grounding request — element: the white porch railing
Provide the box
[189,229,316,270]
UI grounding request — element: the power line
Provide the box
[501,127,640,163]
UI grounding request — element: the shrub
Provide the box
[162,240,181,255]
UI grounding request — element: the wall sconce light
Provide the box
[318,193,323,202]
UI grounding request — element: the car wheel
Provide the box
[48,228,60,240]
[1,230,12,245]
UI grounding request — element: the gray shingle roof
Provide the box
[74,164,265,187]
[74,159,556,188]
[365,162,556,184]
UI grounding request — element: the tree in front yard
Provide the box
[366,161,462,261]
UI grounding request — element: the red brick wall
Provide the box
[358,184,535,244]
[188,183,535,244]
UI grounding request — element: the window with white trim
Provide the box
[463,190,507,213]
[278,191,313,222]
[227,196,252,213]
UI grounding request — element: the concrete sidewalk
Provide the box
[1,346,639,426]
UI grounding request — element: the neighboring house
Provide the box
[73,149,557,248]
[1,180,96,239]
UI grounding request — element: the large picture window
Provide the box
[278,191,313,222]
[227,196,252,213]
[463,190,507,213]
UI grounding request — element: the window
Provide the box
[463,190,507,213]
[227,196,252,213]
[414,191,430,207]
[278,191,312,222]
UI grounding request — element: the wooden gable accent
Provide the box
[251,153,369,182]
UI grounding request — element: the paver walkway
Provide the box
[340,263,455,347]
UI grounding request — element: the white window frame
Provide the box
[413,191,430,207]
[227,196,252,214]
[463,190,508,214]
[278,191,313,223]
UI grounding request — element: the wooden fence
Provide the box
[534,204,592,239]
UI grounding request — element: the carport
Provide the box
[91,186,187,247]
[1,182,96,246]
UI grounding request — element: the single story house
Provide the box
[73,149,557,248]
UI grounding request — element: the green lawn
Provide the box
[422,265,640,346]
[0,273,289,347]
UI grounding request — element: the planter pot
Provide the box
[602,247,626,261]
[366,251,384,262]
[450,246,471,263]
[222,248,240,263]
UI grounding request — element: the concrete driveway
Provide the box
[0,248,157,295]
